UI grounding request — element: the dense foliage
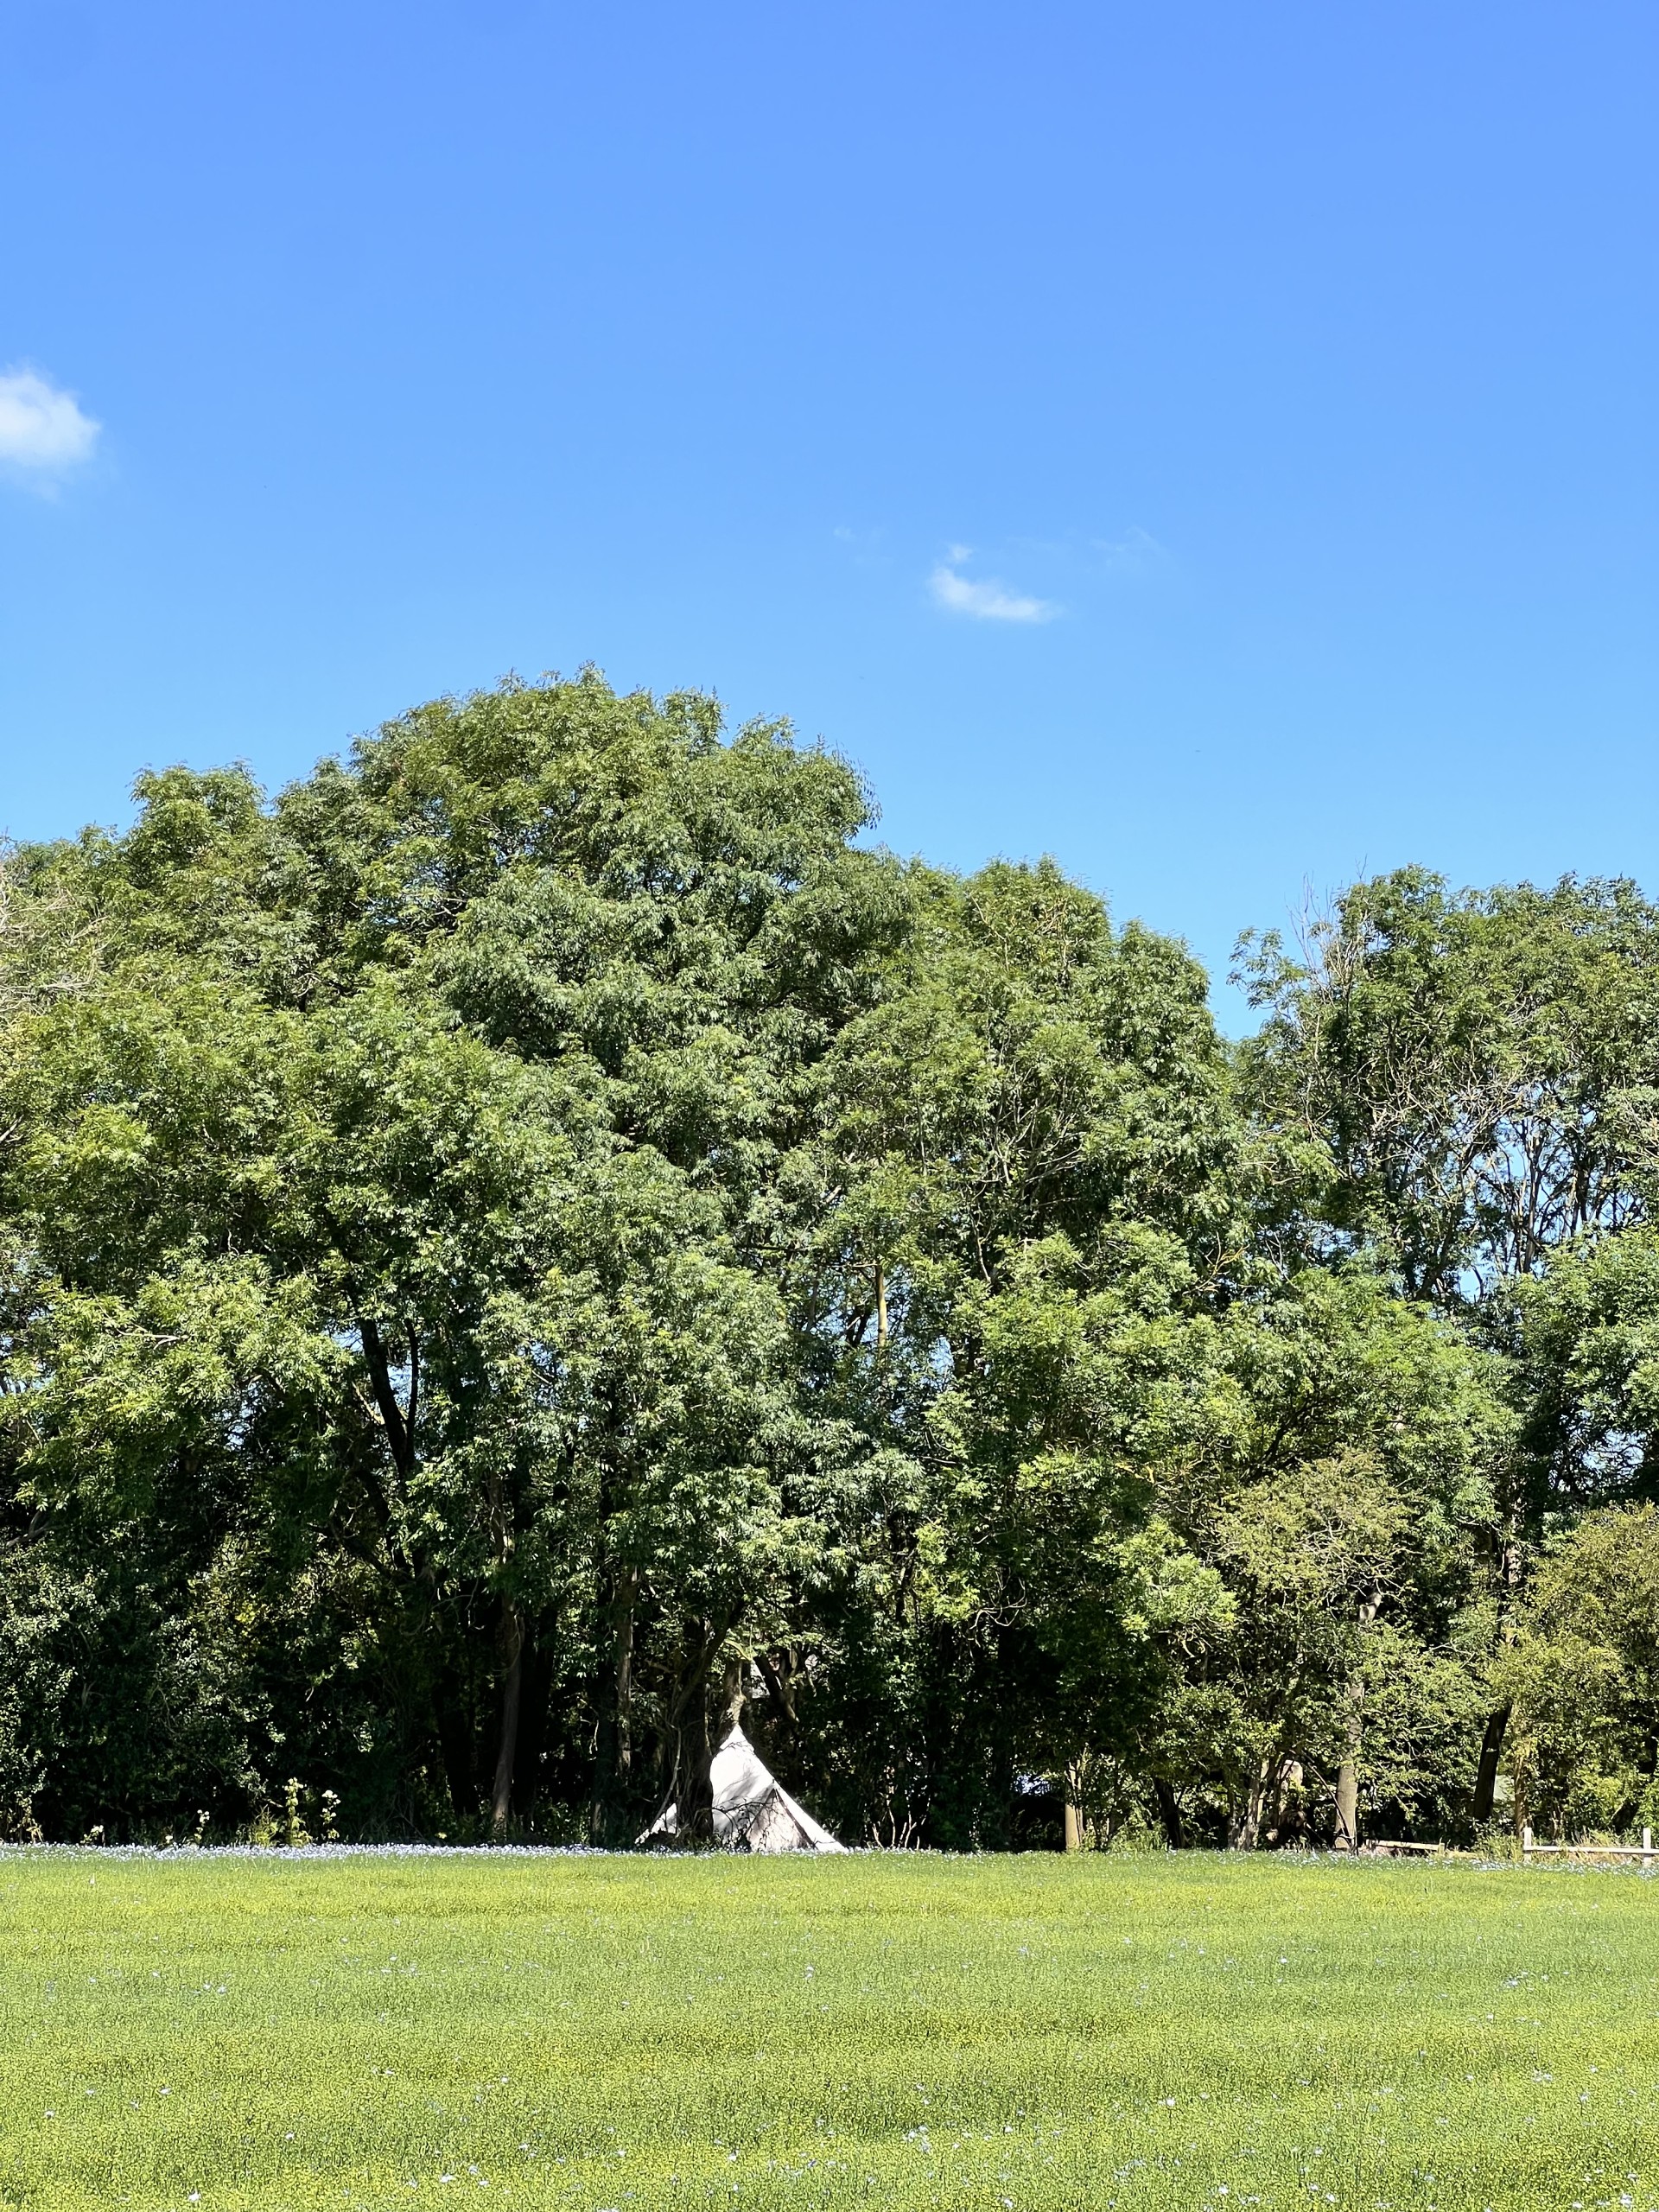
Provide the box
[4,675,1657,1847]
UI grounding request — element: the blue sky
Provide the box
[3,0,1655,1022]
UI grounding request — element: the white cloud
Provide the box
[0,367,100,475]
[930,550,1058,624]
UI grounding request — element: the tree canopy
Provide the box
[3,677,1655,1850]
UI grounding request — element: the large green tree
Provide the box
[1236,868,1659,1828]
[766,858,1248,1846]
[0,677,901,1840]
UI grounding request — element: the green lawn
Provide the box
[3,1847,1656,2212]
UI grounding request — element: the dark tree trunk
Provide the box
[1153,1777,1185,1850]
[490,1599,524,1840]
[659,1634,734,1846]
[1470,1490,1525,1829]
[754,1649,797,1731]
[359,1316,416,1482]
[1470,1501,1522,1827]
[613,1582,636,1787]
[677,1693,715,1842]
[512,1625,553,1811]
[589,1568,639,1845]
[1471,1705,1510,1823]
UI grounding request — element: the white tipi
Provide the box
[642,1726,846,1853]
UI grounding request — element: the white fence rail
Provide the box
[1522,1824,1655,1864]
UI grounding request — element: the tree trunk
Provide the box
[1153,1777,1185,1850]
[678,1677,716,1842]
[512,1625,552,1808]
[678,1656,744,1843]
[717,1656,745,1741]
[644,1621,732,1847]
[1471,1503,1522,1825]
[1235,1752,1277,1848]
[1469,1490,1524,1827]
[1063,1760,1084,1852]
[1334,1592,1379,1851]
[1267,1761,1305,1848]
[755,1649,797,1728]
[359,1316,416,1482]
[589,1567,639,1845]
[613,1576,637,1788]
[490,1599,524,1840]
[1471,1705,1510,1824]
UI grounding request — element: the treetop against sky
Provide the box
[2,0,1656,1027]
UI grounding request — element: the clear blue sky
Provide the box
[3,0,1655,1020]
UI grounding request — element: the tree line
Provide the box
[4,674,1659,1850]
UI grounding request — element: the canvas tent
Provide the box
[642,1725,846,1853]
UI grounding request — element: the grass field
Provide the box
[3,1848,1657,2212]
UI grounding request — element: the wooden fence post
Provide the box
[1522,1824,1533,1859]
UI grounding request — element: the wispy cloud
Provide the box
[1092,524,1167,575]
[0,367,100,478]
[930,546,1059,624]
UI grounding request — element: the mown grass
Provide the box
[2,1847,1656,2212]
